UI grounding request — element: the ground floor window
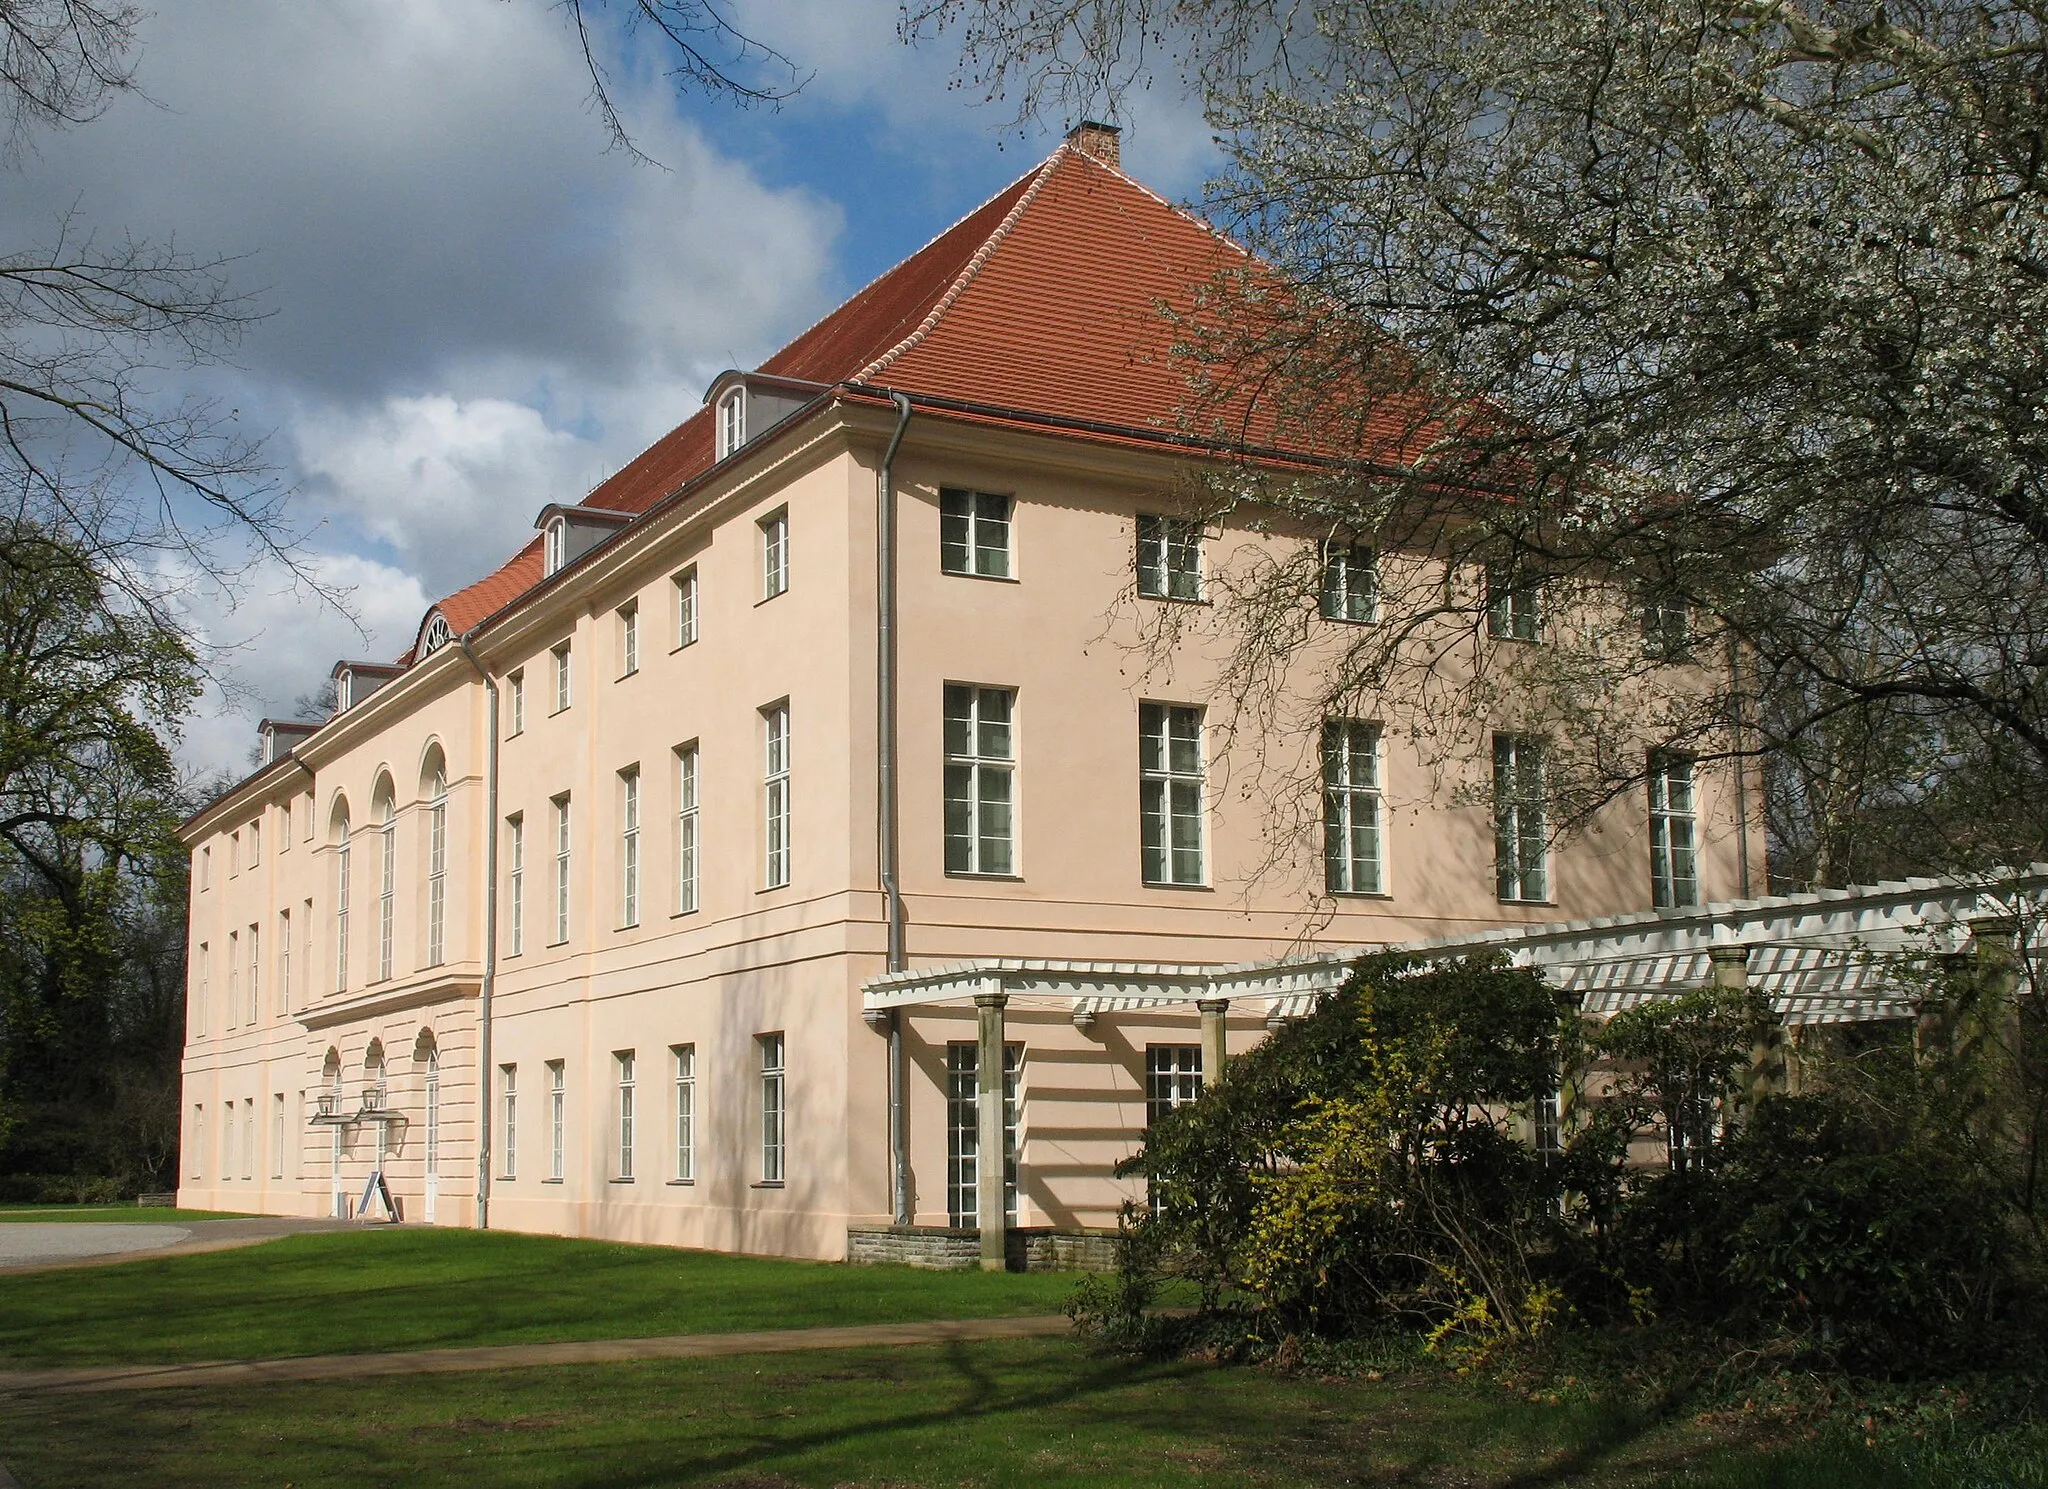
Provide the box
[1145,1046,1203,1214]
[946,1042,1021,1227]
[758,1033,785,1184]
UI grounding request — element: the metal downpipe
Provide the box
[457,631,500,1229]
[878,390,913,1225]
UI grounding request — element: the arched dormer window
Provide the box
[717,387,745,459]
[544,516,567,577]
[420,614,451,655]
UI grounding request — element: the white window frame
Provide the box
[618,601,639,677]
[717,387,745,459]
[426,769,448,967]
[758,1032,785,1184]
[1136,513,1202,601]
[248,818,260,867]
[500,1063,518,1179]
[943,684,1016,876]
[1643,592,1691,661]
[246,922,260,1024]
[1139,702,1206,886]
[544,516,566,576]
[508,669,525,736]
[278,909,291,1016]
[271,1093,285,1179]
[1494,734,1550,902]
[335,821,351,991]
[762,704,791,889]
[281,800,291,851]
[760,509,788,600]
[552,794,572,945]
[552,642,572,714]
[1320,539,1378,624]
[939,488,1013,579]
[377,797,396,981]
[619,765,641,929]
[1486,564,1542,642]
[673,566,699,649]
[675,744,700,915]
[195,942,208,1036]
[506,814,525,957]
[547,1060,565,1181]
[615,1050,636,1182]
[671,1043,695,1183]
[945,1040,1020,1226]
[1649,751,1700,909]
[227,929,239,1027]
[190,1105,203,1180]
[1324,720,1385,896]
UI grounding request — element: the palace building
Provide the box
[176,125,1759,1264]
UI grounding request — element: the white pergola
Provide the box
[860,865,2048,1264]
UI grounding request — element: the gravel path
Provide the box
[0,1224,192,1268]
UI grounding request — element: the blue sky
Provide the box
[0,0,1218,776]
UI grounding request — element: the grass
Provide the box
[0,1334,1881,1489]
[0,1204,251,1223]
[0,1228,1077,1366]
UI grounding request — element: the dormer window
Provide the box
[717,388,745,459]
[420,614,451,655]
[544,517,567,577]
[335,667,354,707]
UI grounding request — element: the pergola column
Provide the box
[974,986,1008,1272]
[1712,944,1778,1106]
[1197,998,1229,1088]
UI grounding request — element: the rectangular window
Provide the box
[303,792,315,842]
[762,704,791,889]
[760,510,788,599]
[944,684,1016,875]
[230,830,240,875]
[248,819,261,867]
[1135,513,1202,601]
[619,766,641,928]
[426,786,447,969]
[552,642,572,713]
[1320,540,1378,624]
[277,910,291,1017]
[271,1093,285,1179]
[1494,734,1549,902]
[1323,721,1384,895]
[945,1042,1020,1227]
[281,800,292,849]
[1146,1046,1203,1126]
[552,795,571,945]
[500,1063,517,1179]
[939,488,1013,579]
[304,898,313,994]
[190,1106,203,1179]
[618,601,639,677]
[615,1051,636,1181]
[671,1044,695,1182]
[200,844,210,890]
[335,829,351,991]
[1643,593,1691,661]
[506,815,524,956]
[508,670,526,735]
[717,387,744,457]
[675,745,700,915]
[224,1094,237,1179]
[227,930,239,1026]
[1486,563,1541,641]
[378,810,395,982]
[547,1060,565,1181]
[1139,702,1205,886]
[195,942,208,1036]
[1649,752,1700,909]
[758,1032,785,1183]
[245,917,257,1021]
[243,1099,256,1181]
[673,567,699,649]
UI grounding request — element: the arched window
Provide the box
[333,804,352,992]
[420,614,451,655]
[426,764,448,967]
[544,517,566,576]
[376,783,396,982]
[717,386,745,458]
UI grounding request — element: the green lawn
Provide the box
[0,1335,1954,1489]
[0,1229,1076,1366]
[0,1204,251,1223]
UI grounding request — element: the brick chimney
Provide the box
[1065,120,1122,170]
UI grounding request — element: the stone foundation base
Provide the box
[846,1224,1120,1273]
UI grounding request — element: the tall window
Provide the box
[1139,702,1205,886]
[506,815,524,956]
[675,745,700,914]
[230,830,240,875]
[619,766,641,928]
[673,567,699,648]
[1135,513,1202,600]
[304,792,315,842]
[940,488,1012,578]
[615,1051,636,1181]
[199,844,210,890]
[426,768,448,967]
[190,1105,203,1179]
[762,705,791,888]
[1146,1046,1203,1124]
[717,387,744,458]
[1494,734,1549,902]
[227,930,239,1026]
[335,815,351,991]
[552,642,572,713]
[508,670,525,735]
[1320,540,1378,624]
[552,795,572,945]
[671,1044,695,1182]
[281,800,292,849]
[1486,564,1541,641]
[544,516,566,576]
[944,685,1015,875]
[246,923,260,1023]
[243,1099,256,1181]
[1323,721,1384,895]
[196,942,208,1036]
[500,1064,517,1179]
[271,1094,285,1179]
[760,510,788,599]
[945,1042,1020,1227]
[618,601,639,676]
[278,910,292,1015]
[248,819,261,866]
[1643,593,1691,661]
[547,1060,566,1181]
[224,1095,237,1179]
[377,796,396,981]
[1648,752,1700,909]
[758,1032,785,1183]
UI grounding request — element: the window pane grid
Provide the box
[763,707,791,888]
[616,1052,635,1180]
[940,488,1013,578]
[945,1042,1021,1227]
[1324,721,1384,895]
[1139,702,1205,885]
[1320,541,1379,623]
[620,768,641,928]
[1494,735,1549,902]
[944,684,1015,875]
[674,569,699,648]
[672,1044,695,1182]
[553,796,571,945]
[761,512,788,599]
[507,816,524,957]
[759,1033,785,1183]
[676,747,700,914]
[427,776,447,967]
[1486,565,1540,641]
[500,1064,517,1179]
[1649,753,1700,908]
[1136,514,1201,600]
[547,1061,565,1181]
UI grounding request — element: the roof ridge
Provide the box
[853,149,1068,385]
[1060,144,1254,268]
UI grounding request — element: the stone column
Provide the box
[974,987,1008,1272]
[1197,998,1229,1089]
[1964,916,2024,1146]
[1712,944,1779,1107]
